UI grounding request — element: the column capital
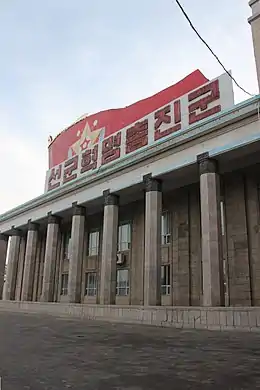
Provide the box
[143,173,162,192]
[10,227,23,237]
[28,220,39,232]
[197,153,218,175]
[103,190,119,206]
[0,233,8,241]
[72,202,85,216]
[47,212,60,224]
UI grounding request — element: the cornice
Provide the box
[249,0,258,6]
[248,11,260,24]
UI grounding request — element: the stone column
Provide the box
[197,153,224,307]
[248,0,260,91]
[32,235,42,302]
[100,190,119,305]
[143,174,162,306]
[68,204,85,303]
[41,214,60,302]
[21,221,38,301]
[0,234,8,299]
[3,229,21,300]
[53,231,62,302]
[15,235,26,301]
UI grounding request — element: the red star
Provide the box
[80,138,90,151]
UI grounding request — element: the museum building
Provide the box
[1,0,260,309]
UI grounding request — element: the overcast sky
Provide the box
[0,0,257,214]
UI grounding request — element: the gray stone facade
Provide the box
[2,165,260,308]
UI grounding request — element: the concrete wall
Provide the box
[172,189,191,306]
[245,174,260,306]
[82,212,103,304]
[35,234,46,301]
[2,300,260,332]
[224,173,252,306]
[222,166,260,307]
[163,184,202,307]
[130,200,145,305]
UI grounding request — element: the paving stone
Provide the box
[1,311,260,389]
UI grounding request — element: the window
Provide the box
[161,212,171,245]
[61,273,68,295]
[116,269,129,296]
[85,272,97,296]
[118,223,131,252]
[88,231,100,256]
[64,231,72,260]
[161,265,171,295]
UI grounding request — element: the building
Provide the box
[0,1,260,312]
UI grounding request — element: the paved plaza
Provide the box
[0,312,260,389]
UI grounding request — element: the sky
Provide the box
[0,0,258,214]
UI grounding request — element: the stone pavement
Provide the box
[1,312,260,389]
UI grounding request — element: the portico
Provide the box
[1,94,260,308]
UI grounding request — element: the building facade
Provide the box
[1,1,260,309]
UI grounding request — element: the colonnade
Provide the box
[0,154,223,306]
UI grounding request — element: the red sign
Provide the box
[48,70,208,168]
[46,72,235,192]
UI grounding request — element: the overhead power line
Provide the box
[175,0,254,97]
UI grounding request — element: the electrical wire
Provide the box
[175,0,255,97]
